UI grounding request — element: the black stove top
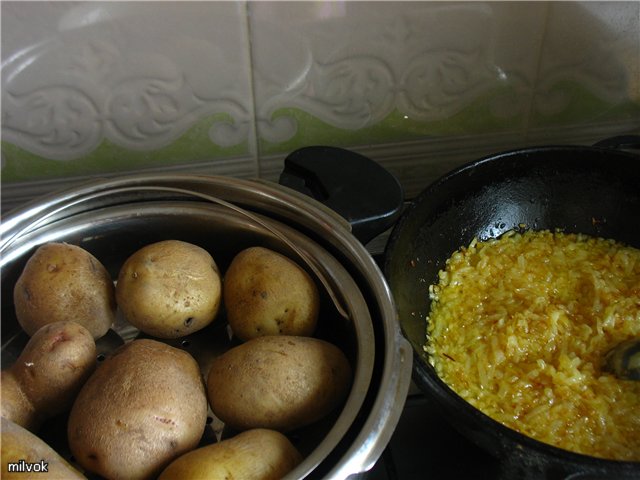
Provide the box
[368,393,501,479]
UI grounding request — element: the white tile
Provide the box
[248,1,546,146]
[1,1,255,162]
[536,1,640,116]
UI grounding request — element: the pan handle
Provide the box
[279,146,404,245]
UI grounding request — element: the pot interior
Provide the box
[1,200,375,480]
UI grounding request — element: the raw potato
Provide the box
[158,429,302,480]
[1,417,86,479]
[13,242,116,339]
[67,339,208,480]
[207,335,352,432]
[1,321,96,431]
[224,247,320,341]
[116,240,221,339]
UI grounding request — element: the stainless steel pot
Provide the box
[0,172,413,479]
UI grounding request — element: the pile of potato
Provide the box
[1,240,353,480]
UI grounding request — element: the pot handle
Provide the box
[279,146,404,244]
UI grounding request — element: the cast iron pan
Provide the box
[384,138,640,479]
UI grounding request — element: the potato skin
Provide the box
[158,429,302,480]
[224,247,320,341]
[67,339,208,480]
[1,372,35,431]
[207,335,352,432]
[116,240,221,339]
[1,321,96,431]
[1,417,87,479]
[13,243,115,339]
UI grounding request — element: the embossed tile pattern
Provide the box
[532,1,640,126]
[1,1,255,175]
[249,1,547,152]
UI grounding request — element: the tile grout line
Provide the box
[244,0,262,179]
[525,2,552,142]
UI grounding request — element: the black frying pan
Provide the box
[383,138,640,479]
